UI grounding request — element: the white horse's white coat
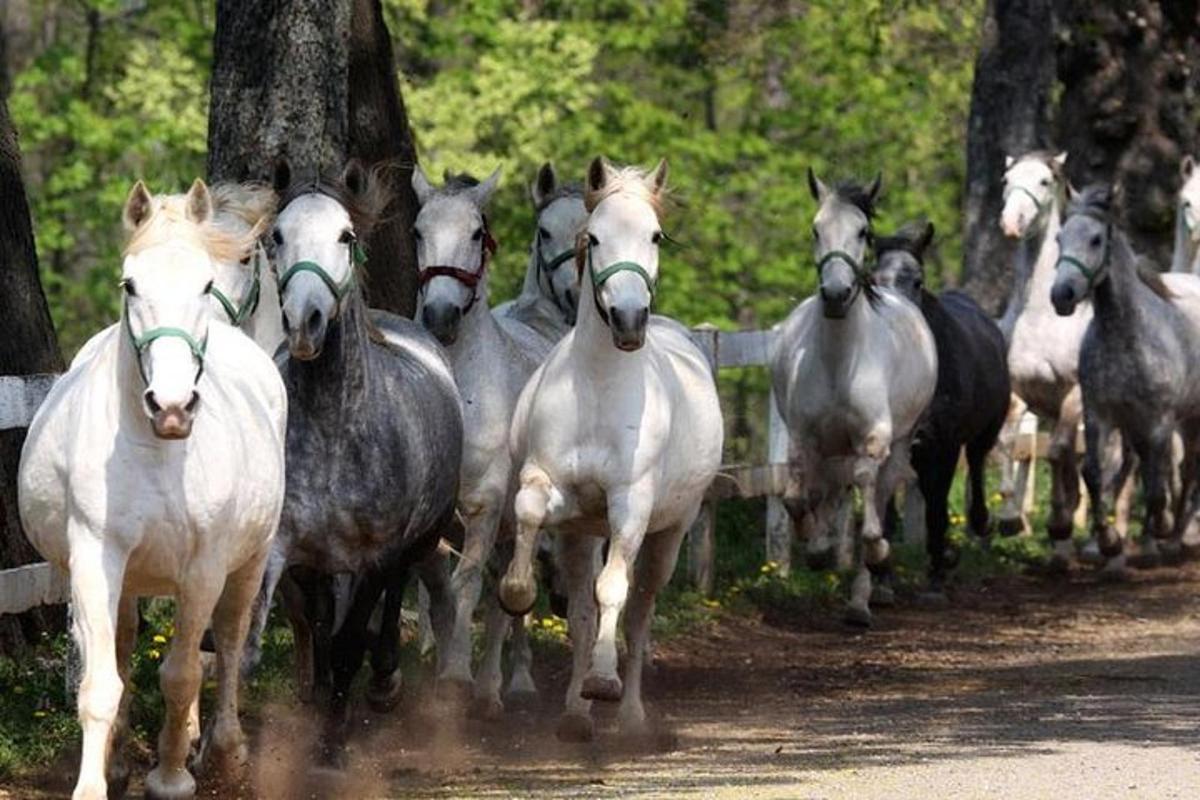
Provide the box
[411,166,552,715]
[499,159,723,741]
[1172,155,1200,275]
[999,153,1092,561]
[18,181,286,800]
[771,172,937,624]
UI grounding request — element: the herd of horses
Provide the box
[13,147,1200,799]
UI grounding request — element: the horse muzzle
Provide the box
[421,302,463,347]
[1050,283,1079,317]
[608,305,648,351]
[283,305,329,360]
[144,390,199,440]
[820,286,854,319]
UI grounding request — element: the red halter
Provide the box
[418,216,498,315]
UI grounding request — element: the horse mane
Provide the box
[1068,183,1176,302]
[124,191,260,264]
[584,165,669,217]
[875,222,928,262]
[277,163,392,239]
[1015,149,1067,181]
[832,180,877,220]
[535,181,585,213]
[209,182,277,232]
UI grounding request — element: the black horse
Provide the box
[875,222,1011,594]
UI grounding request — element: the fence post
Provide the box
[766,389,792,575]
[688,325,719,594]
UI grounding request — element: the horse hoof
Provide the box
[1076,538,1104,565]
[805,548,835,572]
[467,695,505,721]
[997,517,1023,538]
[555,712,595,743]
[581,674,623,702]
[869,583,895,607]
[366,670,404,713]
[842,605,872,628]
[105,758,131,799]
[497,577,537,617]
[144,766,197,800]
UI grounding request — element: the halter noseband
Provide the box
[1055,218,1112,290]
[816,248,872,308]
[211,247,264,327]
[277,239,366,306]
[535,231,577,315]
[587,242,656,327]
[123,297,208,387]
[418,216,498,316]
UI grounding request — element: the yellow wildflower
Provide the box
[152,634,167,645]
[33,710,46,718]
[147,648,161,661]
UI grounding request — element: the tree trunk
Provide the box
[207,0,419,316]
[0,95,66,652]
[960,0,1057,315]
[1053,1,1200,267]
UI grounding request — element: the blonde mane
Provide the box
[584,165,668,217]
[209,182,277,233]
[124,189,264,264]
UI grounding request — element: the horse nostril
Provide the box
[306,308,323,338]
[185,391,200,413]
[144,390,162,414]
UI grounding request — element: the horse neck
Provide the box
[1092,236,1145,336]
[1015,201,1063,316]
[247,272,285,351]
[1171,208,1199,274]
[517,241,543,299]
[289,292,373,406]
[449,278,505,356]
[815,291,875,362]
[572,269,646,365]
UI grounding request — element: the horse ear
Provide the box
[1182,155,1195,180]
[272,158,292,195]
[1053,152,1068,169]
[866,172,882,203]
[472,166,501,206]
[917,221,935,256]
[1005,155,1015,170]
[412,165,435,205]
[532,161,557,206]
[342,159,368,197]
[183,178,213,224]
[587,156,611,194]
[1067,183,1082,203]
[807,167,827,202]
[650,158,669,195]
[123,180,154,231]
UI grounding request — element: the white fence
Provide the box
[0,333,1042,613]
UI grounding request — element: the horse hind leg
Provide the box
[68,535,127,800]
[1047,390,1084,545]
[105,592,139,798]
[145,572,225,800]
[441,503,503,696]
[914,445,959,599]
[194,546,270,784]
[995,393,1030,536]
[556,534,600,742]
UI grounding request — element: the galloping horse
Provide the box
[499,157,723,742]
[260,158,463,762]
[495,162,588,339]
[411,165,552,716]
[996,152,1092,566]
[875,222,1009,595]
[1052,185,1200,571]
[19,179,286,800]
[771,171,937,626]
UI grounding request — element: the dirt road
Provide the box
[14,563,1200,798]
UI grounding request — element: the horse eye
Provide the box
[203,280,214,295]
[338,230,355,244]
[411,226,423,241]
[1040,178,1050,187]
[538,227,551,240]
[272,230,283,246]
[651,231,663,245]
[122,279,138,297]
[240,255,252,266]
[588,233,599,246]
[858,228,867,240]
[1090,235,1103,248]
[471,228,484,241]
[812,227,819,241]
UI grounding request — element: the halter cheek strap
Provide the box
[277,241,365,307]
[123,299,208,386]
[535,235,577,315]
[211,247,264,326]
[587,243,657,327]
[1055,224,1111,290]
[418,216,498,316]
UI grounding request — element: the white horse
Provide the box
[771,170,937,626]
[1172,155,1200,275]
[411,165,552,716]
[18,180,286,800]
[494,161,588,339]
[499,157,723,742]
[997,151,1093,566]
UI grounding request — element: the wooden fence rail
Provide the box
[0,330,1044,613]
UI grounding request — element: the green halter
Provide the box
[587,243,656,327]
[211,248,263,327]
[123,298,208,386]
[277,241,365,302]
[1055,224,1110,289]
[1003,184,1046,216]
[815,248,871,310]
[536,237,577,315]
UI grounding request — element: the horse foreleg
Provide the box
[914,445,957,596]
[556,534,600,742]
[68,535,126,800]
[195,546,269,783]
[1047,389,1083,543]
[146,572,223,800]
[106,592,138,797]
[240,539,286,679]
[323,566,389,766]
[442,503,503,690]
[995,393,1028,536]
[500,467,561,616]
[505,611,537,703]
[583,486,652,703]
[618,520,688,737]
